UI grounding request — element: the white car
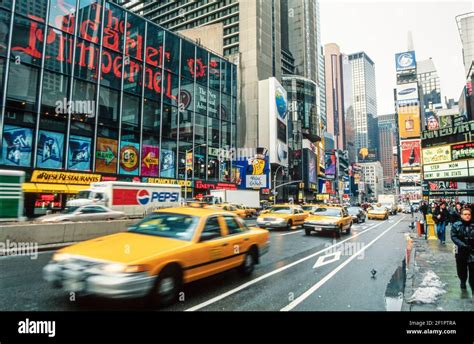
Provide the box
[38,205,125,223]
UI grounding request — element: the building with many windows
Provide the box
[0,0,237,216]
[417,58,442,114]
[359,161,383,199]
[378,114,398,188]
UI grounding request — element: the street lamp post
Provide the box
[184,143,207,201]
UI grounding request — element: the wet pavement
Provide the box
[402,221,474,311]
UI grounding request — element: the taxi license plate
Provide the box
[311,226,322,231]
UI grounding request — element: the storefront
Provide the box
[0,0,238,215]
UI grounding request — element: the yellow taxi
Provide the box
[241,205,258,218]
[256,204,307,230]
[301,204,321,215]
[43,207,269,306]
[206,204,247,218]
[367,204,389,220]
[303,205,353,237]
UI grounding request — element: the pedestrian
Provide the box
[433,202,449,244]
[450,202,463,224]
[451,208,474,291]
[419,201,428,222]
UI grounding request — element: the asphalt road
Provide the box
[0,214,412,311]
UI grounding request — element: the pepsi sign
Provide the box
[395,51,416,72]
[136,190,180,205]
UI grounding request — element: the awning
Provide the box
[67,185,90,194]
[22,183,38,193]
[34,183,69,194]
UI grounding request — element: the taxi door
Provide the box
[220,215,253,269]
[186,215,235,282]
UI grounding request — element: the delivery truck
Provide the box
[0,169,25,222]
[377,194,398,215]
[202,189,260,209]
[66,182,181,217]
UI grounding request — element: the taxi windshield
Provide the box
[312,207,341,217]
[269,207,292,214]
[302,206,316,211]
[372,206,386,212]
[129,213,199,241]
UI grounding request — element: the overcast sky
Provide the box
[320,0,474,116]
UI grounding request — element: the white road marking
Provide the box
[313,251,341,269]
[280,217,404,311]
[184,219,396,311]
[278,230,303,237]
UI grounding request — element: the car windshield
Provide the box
[312,208,341,217]
[77,190,92,199]
[269,207,292,214]
[302,206,316,211]
[128,213,199,241]
[347,207,360,215]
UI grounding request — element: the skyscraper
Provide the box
[417,58,442,113]
[456,12,474,78]
[348,52,378,157]
[324,43,346,151]
[378,114,398,188]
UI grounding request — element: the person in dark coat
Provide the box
[450,203,462,224]
[451,208,474,290]
[433,202,449,244]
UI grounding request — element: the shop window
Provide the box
[0,123,33,167]
[6,61,39,111]
[160,140,176,179]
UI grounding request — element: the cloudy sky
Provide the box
[320,0,474,116]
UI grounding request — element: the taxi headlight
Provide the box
[53,253,71,262]
[101,263,148,273]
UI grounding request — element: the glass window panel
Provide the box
[195,83,207,115]
[208,117,219,147]
[125,12,144,61]
[160,139,176,179]
[98,86,119,127]
[145,24,164,68]
[208,88,218,119]
[77,0,102,44]
[221,120,231,148]
[44,28,73,74]
[193,145,206,180]
[0,57,5,104]
[49,0,76,34]
[10,15,44,66]
[15,0,47,23]
[122,93,140,127]
[163,31,180,72]
[179,108,193,143]
[143,98,160,132]
[221,94,231,121]
[179,76,194,113]
[180,39,195,80]
[209,55,221,90]
[0,0,12,11]
[41,70,69,111]
[100,48,122,89]
[195,48,208,86]
[0,9,10,58]
[6,61,39,110]
[232,64,237,96]
[162,70,179,105]
[177,141,192,180]
[75,38,99,81]
[144,64,162,101]
[103,2,124,53]
[161,103,178,140]
[71,78,96,125]
[194,113,206,144]
[123,58,142,95]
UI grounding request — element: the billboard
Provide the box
[325,153,336,179]
[422,145,451,165]
[400,186,422,200]
[160,149,175,178]
[95,137,118,174]
[398,105,421,139]
[37,130,64,169]
[358,147,377,162]
[395,51,416,72]
[1,125,33,167]
[119,141,139,175]
[399,173,421,184]
[423,160,474,180]
[233,148,270,189]
[396,83,419,102]
[421,120,474,148]
[451,142,474,161]
[68,135,92,171]
[258,77,288,167]
[141,145,159,177]
[401,139,421,171]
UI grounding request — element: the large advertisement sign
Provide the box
[398,105,421,139]
[358,148,377,162]
[258,78,288,167]
[400,186,422,200]
[325,153,336,179]
[423,160,474,180]
[452,142,474,161]
[401,139,421,171]
[396,83,419,102]
[141,145,159,177]
[37,130,64,169]
[31,170,101,184]
[119,142,139,175]
[1,125,33,167]
[399,173,421,184]
[422,145,451,165]
[421,120,474,148]
[232,149,270,189]
[95,137,118,174]
[395,51,416,72]
[160,149,175,178]
[68,135,92,171]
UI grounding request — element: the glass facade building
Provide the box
[0,0,237,214]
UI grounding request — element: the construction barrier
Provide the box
[426,214,438,240]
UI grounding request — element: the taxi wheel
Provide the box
[305,228,312,236]
[345,223,352,235]
[150,266,182,307]
[287,220,293,231]
[239,248,257,276]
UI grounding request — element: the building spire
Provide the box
[407,31,414,51]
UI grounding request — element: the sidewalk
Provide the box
[403,219,474,311]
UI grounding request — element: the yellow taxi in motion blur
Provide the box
[43,207,269,306]
[367,204,389,220]
[303,205,353,237]
[206,204,247,218]
[301,204,321,215]
[256,204,307,230]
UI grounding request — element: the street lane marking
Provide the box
[184,218,402,311]
[280,217,404,311]
[278,230,303,237]
[313,251,341,269]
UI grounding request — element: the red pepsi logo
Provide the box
[137,189,150,205]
